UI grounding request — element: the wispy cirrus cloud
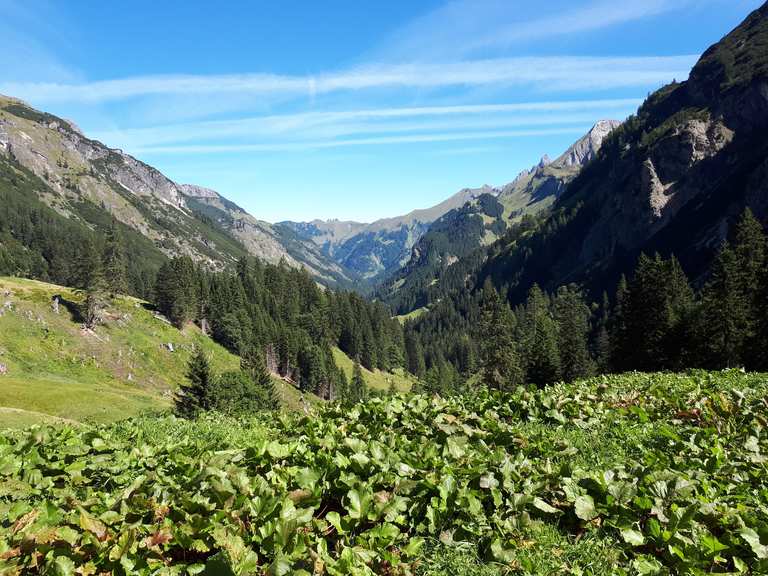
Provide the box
[0,56,694,105]
[377,0,706,60]
[133,126,593,155]
[91,98,642,150]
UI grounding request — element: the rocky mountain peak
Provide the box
[554,119,621,168]
[180,184,221,200]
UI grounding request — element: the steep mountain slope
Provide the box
[379,121,619,313]
[278,185,494,281]
[0,96,351,286]
[478,2,768,303]
[179,184,356,286]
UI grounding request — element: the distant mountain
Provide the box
[499,120,621,222]
[0,95,352,286]
[378,121,620,313]
[277,185,494,281]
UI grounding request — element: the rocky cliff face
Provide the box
[0,95,351,285]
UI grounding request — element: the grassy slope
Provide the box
[0,277,404,426]
[0,277,240,426]
[332,346,418,392]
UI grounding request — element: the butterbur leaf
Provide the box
[700,533,728,555]
[490,538,515,563]
[632,555,663,575]
[269,554,293,576]
[741,527,768,559]
[402,537,424,557]
[533,497,561,515]
[621,528,645,546]
[479,473,497,489]
[574,495,598,521]
[79,510,107,540]
[347,488,370,520]
[53,555,76,576]
[56,526,79,546]
[325,511,346,535]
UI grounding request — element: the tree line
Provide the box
[153,255,406,401]
[405,209,768,390]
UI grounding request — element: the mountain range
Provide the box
[0,91,619,293]
[391,1,768,328]
[0,97,354,286]
[2,2,766,320]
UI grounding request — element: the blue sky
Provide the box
[0,0,762,222]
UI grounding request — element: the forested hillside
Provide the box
[378,121,619,315]
[400,4,768,387]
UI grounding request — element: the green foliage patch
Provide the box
[1,370,767,574]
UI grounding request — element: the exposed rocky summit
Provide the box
[498,120,620,222]
[557,120,621,167]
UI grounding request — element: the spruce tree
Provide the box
[553,285,594,382]
[701,243,746,368]
[405,332,427,379]
[619,254,694,371]
[594,292,612,374]
[241,347,280,410]
[478,280,522,391]
[732,208,767,367]
[755,258,768,371]
[610,275,629,372]
[102,219,127,298]
[350,358,368,404]
[521,285,561,387]
[77,238,107,329]
[175,346,212,418]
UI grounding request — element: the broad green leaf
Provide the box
[574,495,598,521]
[741,527,768,559]
[533,497,561,515]
[621,528,645,546]
[53,555,76,576]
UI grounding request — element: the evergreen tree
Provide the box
[102,219,127,298]
[241,347,280,410]
[405,331,427,379]
[617,254,694,371]
[610,275,629,371]
[349,358,368,404]
[701,243,744,368]
[334,365,349,404]
[155,257,199,328]
[755,258,768,371]
[77,238,107,329]
[553,285,594,382]
[593,292,612,373]
[732,208,767,366]
[478,280,522,391]
[520,285,561,387]
[175,346,212,418]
